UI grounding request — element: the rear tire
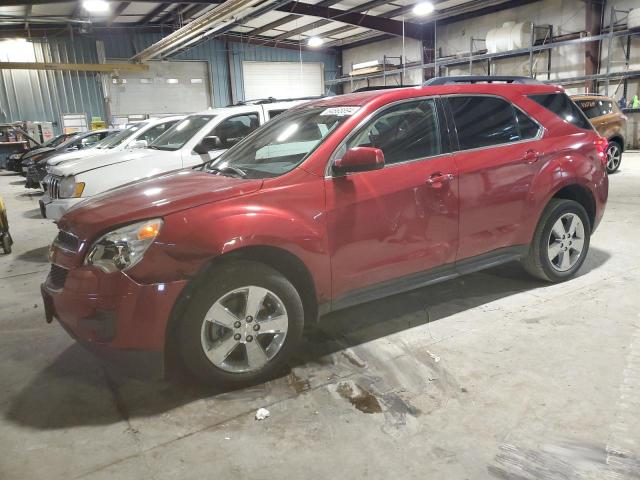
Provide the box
[606,140,622,174]
[522,199,591,282]
[177,260,304,387]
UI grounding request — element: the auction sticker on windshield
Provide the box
[320,107,361,116]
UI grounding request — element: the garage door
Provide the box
[242,61,324,101]
[108,60,211,116]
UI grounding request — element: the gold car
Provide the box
[572,94,627,173]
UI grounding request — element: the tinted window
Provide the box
[268,109,286,119]
[210,113,260,149]
[515,109,540,139]
[347,99,441,164]
[447,96,520,150]
[529,93,592,130]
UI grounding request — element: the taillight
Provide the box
[594,136,608,168]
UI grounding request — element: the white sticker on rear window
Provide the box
[320,106,360,116]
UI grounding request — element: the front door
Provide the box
[325,98,459,300]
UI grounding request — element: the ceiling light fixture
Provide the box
[82,0,110,13]
[412,1,434,16]
[307,36,324,47]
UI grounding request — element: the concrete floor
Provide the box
[1,154,640,480]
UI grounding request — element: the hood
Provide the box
[23,147,55,160]
[47,148,102,166]
[50,149,156,177]
[58,169,263,239]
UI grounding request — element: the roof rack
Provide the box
[352,85,417,93]
[424,76,542,86]
[227,95,325,107]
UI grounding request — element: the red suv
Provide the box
[42,77,609,386]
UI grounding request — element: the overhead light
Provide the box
[307,36,324,47]
[412,1,434,16]
[83,0,110,13]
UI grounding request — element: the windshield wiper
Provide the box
[209,165,247,178]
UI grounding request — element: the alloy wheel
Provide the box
[547,213,585,272]
[200,286,289,373]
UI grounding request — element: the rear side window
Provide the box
[447,96,520,150]
[529,93,592,130]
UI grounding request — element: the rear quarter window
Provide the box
[529,93,593,130]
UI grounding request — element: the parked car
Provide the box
[7,133,76,172]
[571,94,627,173]
[23,129,114,188]
[44,116,184,169]
[40,100,305,220]
[43,78,608,386]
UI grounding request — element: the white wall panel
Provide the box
[242,61,323,100]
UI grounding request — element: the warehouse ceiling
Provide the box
[0,0,531,51]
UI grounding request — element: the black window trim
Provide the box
[443,93,545,154]
[325,95,453,178]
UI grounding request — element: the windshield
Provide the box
[95,123,145,149]
[208,106,354,179]
[574,99,615,119]
[149,115,214,151]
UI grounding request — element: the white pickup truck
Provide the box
[40,100,305,220]
[44,116,184,169]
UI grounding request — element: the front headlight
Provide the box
[59,176,85,198]
[9,153,20,160]
[85,218,163,273]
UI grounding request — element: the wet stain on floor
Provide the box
[287,371,311,394]
[336,381,382,414]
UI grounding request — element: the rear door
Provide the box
[325,97,459,300]
[445,95,543,260]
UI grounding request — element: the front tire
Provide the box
[177,261,304,387]
[522,199,591,282]
[606,140,622,174]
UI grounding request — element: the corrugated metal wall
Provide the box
[0,36,106,134]
[0,31,339,133]
[95,31,340,106]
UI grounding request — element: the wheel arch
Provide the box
[163,245,319,375]
[608,134,624,152]
[550,183,596,231]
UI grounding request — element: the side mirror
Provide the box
[130,139,148,149]
[66,145,79,152]
[193,136,222,155]
[332,147,385,175]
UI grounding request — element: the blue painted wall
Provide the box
[0,36,106,132]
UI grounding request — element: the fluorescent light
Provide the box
[307,36,324,47]
[83,0,110,13]
[413,1,434,16]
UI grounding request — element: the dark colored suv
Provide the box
[43,78,608,386]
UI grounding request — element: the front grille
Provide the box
[53,230,80,253]
[47,264,69,290]
[46,175,62,199]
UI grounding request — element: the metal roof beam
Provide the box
[272,3,426,40]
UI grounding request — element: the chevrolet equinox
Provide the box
[43,77,609,386]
